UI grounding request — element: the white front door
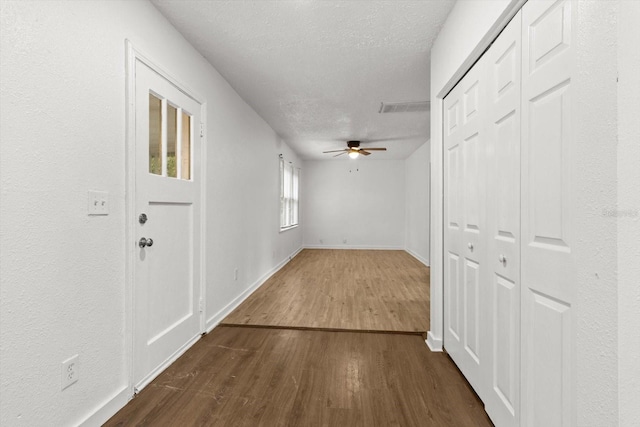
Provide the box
[134,60,202,389]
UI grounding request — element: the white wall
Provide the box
[429,0,622,424]
[572,2,619,423]
[405,142,430,265]
[302,160,405,249]
[617,1,640,425]
[0,1,301,426]
[204,130,302,329]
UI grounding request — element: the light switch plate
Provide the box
[88,191,109,215]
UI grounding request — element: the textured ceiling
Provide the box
[150,0,455,160]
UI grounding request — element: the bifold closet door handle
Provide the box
[468,243,474,251]
[139,237,154,248]
[498,254,506,264]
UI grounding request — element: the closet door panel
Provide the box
[521,0,575,426]
[444,56,487,397]
[444,87,464,358]
[464,258,481,363]
[463,130,482,367]
[446,251,461,341]
[484,10,522,427]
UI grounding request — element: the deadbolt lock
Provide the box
[138,237,154,248]
[139,213,148,224]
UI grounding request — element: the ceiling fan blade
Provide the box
[363,147,387,151]
[323,149,348,153]
[359,150,371,156]
[333,152,347,157]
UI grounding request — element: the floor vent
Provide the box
[379,101,430,113]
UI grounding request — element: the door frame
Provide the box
[124,40,207,395]
[428,0,527,352]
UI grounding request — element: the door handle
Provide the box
[468,242,474,251]
[139,237,154,248]
[498,254,506,264]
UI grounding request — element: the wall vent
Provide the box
[379,101,430,113]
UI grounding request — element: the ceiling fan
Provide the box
[323,140,387,159]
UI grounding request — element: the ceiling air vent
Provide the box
[379,101,430,113]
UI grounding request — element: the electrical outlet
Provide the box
[88,191,109,215]
[61,355,79,390]
[234,268,238,281]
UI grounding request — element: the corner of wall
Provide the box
[426,331,443,352]
[205,244,303,332]
[428,0,523,381]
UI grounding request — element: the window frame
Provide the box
[280,157,299,231]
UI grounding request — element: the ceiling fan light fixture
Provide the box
[323,139,386,158]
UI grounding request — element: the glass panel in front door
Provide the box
[148,94,162,175]
[166,104,178,178]
[148,93,193,180]
[180,112,191,180]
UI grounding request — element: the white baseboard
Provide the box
[303,245,404,250]
[205,245,303,332]
[134,333,201,392]
[288,246,303,259]
[404,248,430,267]
[78,386,130,427]
[426,331,443,352]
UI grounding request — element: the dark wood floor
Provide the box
[223,249,430,332]
[106,326,491,427]
[106,250,490,426]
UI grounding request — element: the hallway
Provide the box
[1,1,635,425]
[106,250,490,426]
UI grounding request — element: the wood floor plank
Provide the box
[106,327,491,427]
[222,249,430,332]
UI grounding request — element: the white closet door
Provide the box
[521,0,575,426]
[443,55,487,396]
[444,78,464,369]
[484,11,522,427]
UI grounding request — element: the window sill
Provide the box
[279,225,299,233]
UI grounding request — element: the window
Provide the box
[148,93,192,180]
[280,157,299,229]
